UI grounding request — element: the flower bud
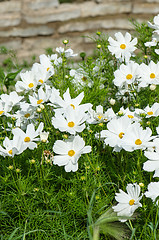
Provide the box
[97,44,101,49]
[40,131,49,143]
[109,98,116,105]
[37,107,41,113]
[40,104,45,110]
[139,182,144,187]
[63,39,69,45]
[150,84,156,90]
[8,165,13,170]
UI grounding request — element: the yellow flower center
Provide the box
[150,73,155,79]
[37,99,43,104]
[128,115,134,119]
[129,199,135,205]
[28,83,34,88]
[39,79,44,84]
[120,44,126,49]
[47,67,50,71]
[24,137,31,142]
[97,115,103,120]
[24,113,30,118]
[82,76,87,81]
[68,121,75,127]
[70,104,75,110]
[147,111,153,115]
[68,149,75,157]
[135,139,142,145]
[126,74,133,80]
[119,132,124,139]
[8,149,12,155]
[0,111,4,115]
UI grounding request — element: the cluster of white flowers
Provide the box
[2,14,159,224]
[145,14,159,54]
[91,16,159,220]
[0,47,93,172]
[108,25,159,102]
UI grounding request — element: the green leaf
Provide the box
[0,67,5,82]
[5,68,22,87]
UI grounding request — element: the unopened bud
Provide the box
[139,182,144,187]
[63,39,69,45]
[109,98,116,105]
[150,84,156,90]
[40,104,45,110]
[37,107,41,113]
[97,44,101,49]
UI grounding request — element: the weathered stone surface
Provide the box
[0,1,21,13]
[81,2,131,17]
[133,3,159,14]
[58,18,134,34]
[16,36,83,61]
[26,0,59,10]
[0,0,157,63]
[144,0,159,2]
[0,26,54,37]
[0,39,22,50]
[95,0,131,2]
[23,4,80,23]
[0,14,21,27]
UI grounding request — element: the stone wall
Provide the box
[0,0,158,62]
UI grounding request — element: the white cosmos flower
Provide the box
[39,54,54,75]
[13,103,36,129]
[143,102,159,118]
[53,135,91,172]
[113,61,139,87]
[70,69,93,88]
[1,91,23,108]
[0,135,24,157]
[108,32,137,63]
[32,63,53,86]
[121,122,155,152]
[148,14,159,32]
[138,61,159,87]
[0,100,12,117]
[100,116,132,150]
[144,138,159,177]
[65,48,78,58]
[117,107,140,122]
[145,182,159,203]
[15,70,38,92]
[52,88,92,114]
[29,86,51,107]
[52,106,87,134]
[56,47,78,58]
[87,106,115,124]
[49,54,62,66]
[12,122,44,151]
[112,183,142,222]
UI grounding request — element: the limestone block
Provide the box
[17,35,84,60]
[0,26,54,37]
[0,39,22,50]
[23,4,80,24]
[144,0,159,2]
[0,1,21,13]
[0,14,21,27]
[81,2,131,17]
[58,18,134,34]
[26,0,59,10]
[95,0,130,2]
[133,3,159,14]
